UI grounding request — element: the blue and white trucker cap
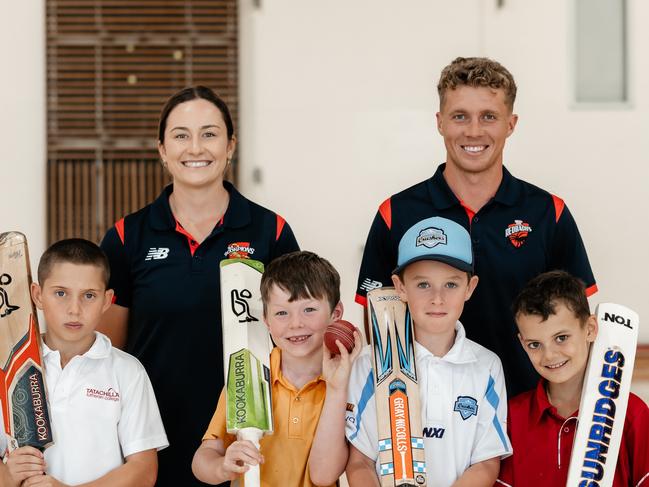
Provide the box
[393,217,473,275]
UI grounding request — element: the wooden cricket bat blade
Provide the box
[368,288,426,487]
[0,232,53,452]
[566,303,639,487]
[220,258,273,487]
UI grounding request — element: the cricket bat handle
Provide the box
[238,427,264,487]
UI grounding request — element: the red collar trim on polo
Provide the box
[174,217,224,256]
[458,199,476,222]
[150,181,251,233]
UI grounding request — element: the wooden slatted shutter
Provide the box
[47,0,238,243]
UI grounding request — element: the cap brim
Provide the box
[392,255,473,275]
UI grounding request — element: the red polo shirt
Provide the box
[496,380,649,487]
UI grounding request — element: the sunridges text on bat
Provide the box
[566,303,639,487]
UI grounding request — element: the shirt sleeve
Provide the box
[471,355,512,465]
[493,400,515,487]
[549,202,597,296]
[118,357,169,457]
[355,204,398,307]
[100,224,133,308]
[625,393,649,486]
[345,349,378,463]
[271,216,300,260]
[202,388,237,448]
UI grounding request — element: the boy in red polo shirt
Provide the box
[496,271,649,487]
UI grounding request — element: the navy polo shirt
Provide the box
[356,163,596,397]
[100,182,299,487]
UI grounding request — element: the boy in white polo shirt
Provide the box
[4,238,168,487]
[345,216,511,486]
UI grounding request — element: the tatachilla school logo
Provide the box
[86,387,120,402]
[416,227,447,248]
[505,220,532,248]
[224,242,255,259]
[454,396,478,420]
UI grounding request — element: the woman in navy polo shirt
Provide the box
[99,87,299,487]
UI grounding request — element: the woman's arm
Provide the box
[97,303,129,349]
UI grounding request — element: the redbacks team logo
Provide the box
[505,220,532,248]
[224,242,255,259]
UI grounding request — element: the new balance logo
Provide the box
[423,427,445,439]
[145,248,170,261]
[360,278,382,293]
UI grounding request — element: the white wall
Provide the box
[239,0,649,342]
[239,0,484,331]
[2,0,646,342]
[0,1,46,270]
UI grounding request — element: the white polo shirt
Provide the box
[41,332,168,484]
[345,322,511,487]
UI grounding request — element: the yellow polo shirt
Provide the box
[203,347,335,487]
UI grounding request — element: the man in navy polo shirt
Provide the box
[356,57,596,396]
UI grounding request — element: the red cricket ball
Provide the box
[324,320,357,355]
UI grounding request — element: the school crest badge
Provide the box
[454,396,478,420]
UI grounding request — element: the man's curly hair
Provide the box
[437,57,517,110]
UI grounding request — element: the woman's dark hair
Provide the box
[158,86,234,143]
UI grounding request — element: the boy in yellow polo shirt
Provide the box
[192,251,362,486]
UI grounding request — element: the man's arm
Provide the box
[451,457,500,487]
[345,445,380,487]
[549,200,597,296]
[356,204,397,338]
[20,449,158,487]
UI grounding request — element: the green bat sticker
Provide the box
[226,348,272,432]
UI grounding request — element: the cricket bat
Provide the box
[566,303,639,487]
[220,258,273,487]
[0,232,53,453]
[368,287,426,487]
